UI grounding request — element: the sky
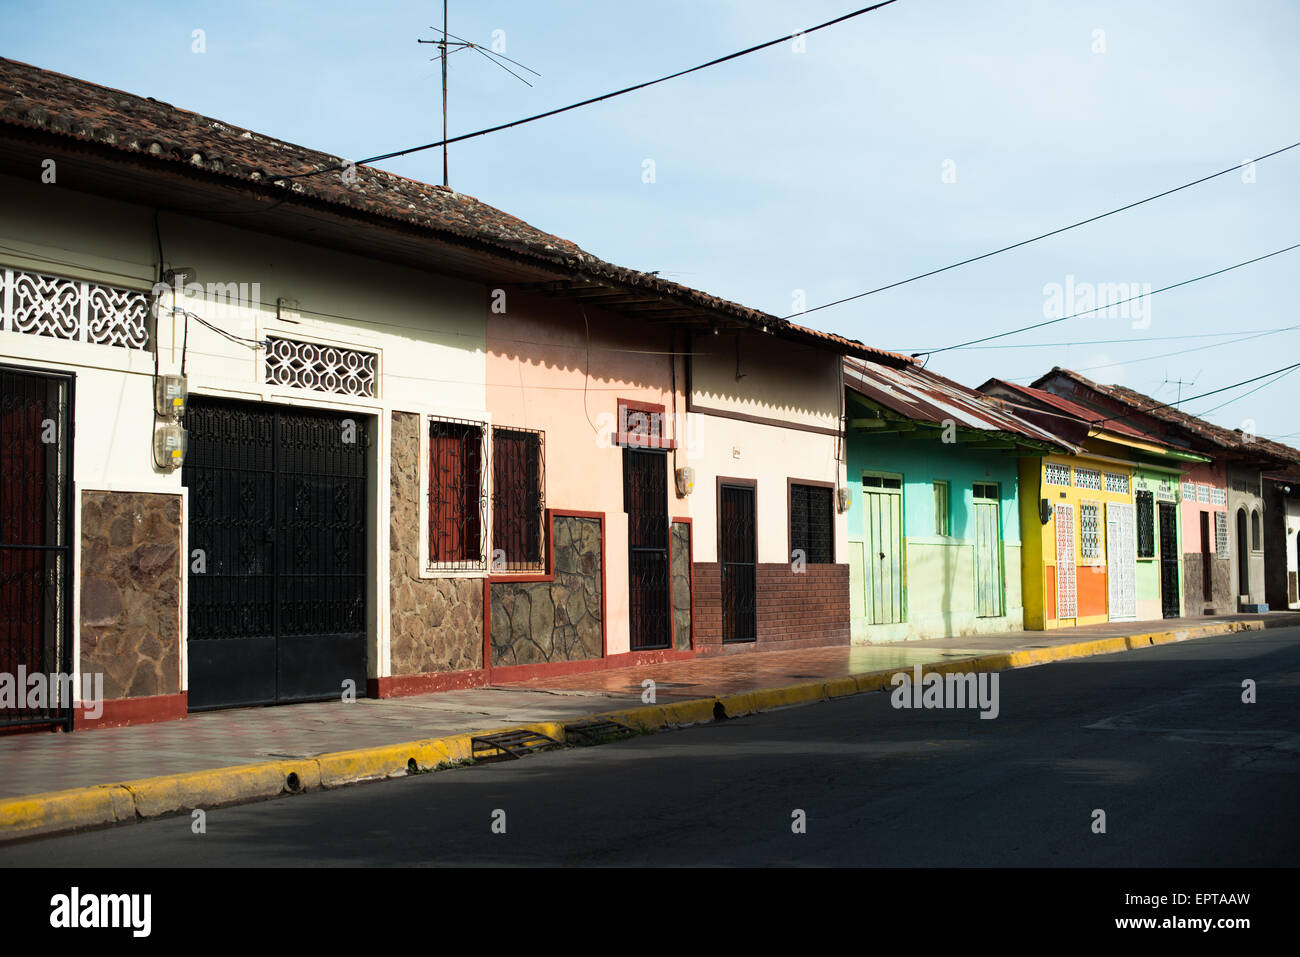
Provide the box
[4,0,1298,441]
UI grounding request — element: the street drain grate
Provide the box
[470,729,560,762]
[564,718,638,743]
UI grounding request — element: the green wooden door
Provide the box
[973,498,1003,618]
[862,477,903,624]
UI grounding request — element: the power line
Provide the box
[783,140,1300,325]
[1192,365,1300,418]
[894,324,1298,352]
[1003,323,1300,381]
[281,0,901,181]
[1090,360,1300,428]
[919,241,1300,357]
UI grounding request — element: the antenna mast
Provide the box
[418,7,540,189]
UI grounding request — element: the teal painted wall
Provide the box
[845,416,1024,642]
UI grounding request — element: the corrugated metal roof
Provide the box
[981,378,1180,449]
[844,358,1073,451]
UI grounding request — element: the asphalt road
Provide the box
[4,628,1299,866]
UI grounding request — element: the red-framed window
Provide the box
[492,426,545,570]
[428,418,484,567]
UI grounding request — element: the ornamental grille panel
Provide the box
[0,266,149,350]
[720,483,758,642]
[428,418,485,569]
[1045,462,1071,486]
[624,449,669,650]
[1055,503,1077,619]
[1136,490,1155,558]
[1104,471,1129,495]
[264,336,377,397]
[1158,502,1180,618]
[790,483,833,564]
[1211,487,1226,506]
[183,397,369,711]
[1080,503,1101,559]
[492,427,544,570]
[1197,484,1211,503]
[1106,502,1137,620]
[1214,511,1228,559]
[1183,482,1198,501]
[1075,468,1102,491]
[0,367,73,729]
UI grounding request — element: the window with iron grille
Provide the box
[1183,482,1197,501]
[1075,467,1101,491]
[790,483,833,564]
[1136,490,1155,558]
[427,418,485,568]
[1104,471,1129,495]
[492,427,545,570]
[1197,484,1211,503]
[1080,502,1101,560]
[1045,462,1071,486]
[1251,510,1261,551]
[1214,511,1228,558]
[1210,486,1226,506]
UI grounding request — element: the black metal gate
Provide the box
[0,366,73,730]
[1158,501,1180,619]
[624,448,669,651]
[184,398,369,710]
[720,483,756,642]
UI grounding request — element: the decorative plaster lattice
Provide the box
[264,336,377,397]
[1,266,149,349]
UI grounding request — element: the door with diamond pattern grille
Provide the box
[183,398,369,710]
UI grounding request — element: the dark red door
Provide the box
[0,367,73,729]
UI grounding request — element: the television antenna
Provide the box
[1163,371,1200,407]
[419,2,540,187]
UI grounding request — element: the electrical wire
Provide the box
[783,140,1300,326]
[278,0,901,180]
[919,241,1300,357]
[894,325,1298,353]
[1192,365,1300,418]
[1003,324,1300,381]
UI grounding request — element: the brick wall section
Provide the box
[692,562,849,648]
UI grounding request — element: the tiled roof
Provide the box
[0,56,912,368]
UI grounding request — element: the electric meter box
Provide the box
[155,374,188,418]
[154,423,188,471]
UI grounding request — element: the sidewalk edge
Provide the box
[0,616,1280,842]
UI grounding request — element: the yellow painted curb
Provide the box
[0,616,1279,843]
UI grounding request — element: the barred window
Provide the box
[1136,490,1155,558]
[1183,482,1197,501]
[1080,502,1101,560]
[1215,511,1228,558]
[1075,467,1102,491]
[1196,484,1211,503]
[791,483,833,564]
[428,419,484,567]
[1104,471,1129,495]
[492,427,545,569]
[1045,462,1071,486]
[1210,486,1226,506]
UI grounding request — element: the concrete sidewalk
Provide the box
[2,611,1297,841]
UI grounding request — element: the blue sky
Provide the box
[5,0,1298,441]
